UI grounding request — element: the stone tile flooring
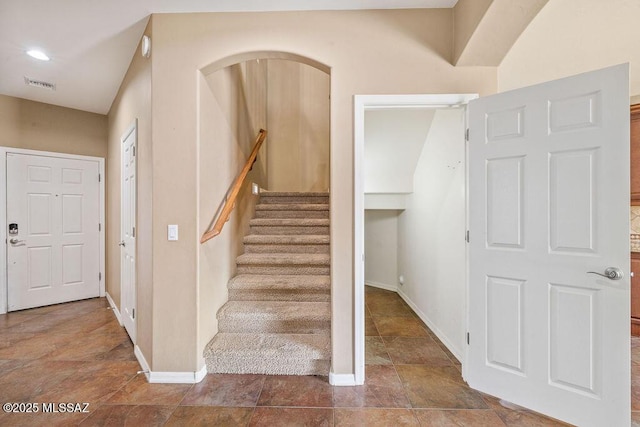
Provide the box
[0,286,634,425]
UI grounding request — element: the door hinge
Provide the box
[465,128,469,141]
[99,272,102,281]
[132,308,135,319]
[465,230,470,243]
[132,226,136,238]
[98,223,101,232]
[132,146,136,156]
[467,332,470,345]
[98,173,101,182]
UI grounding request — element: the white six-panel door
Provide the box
[466,64,630,426]
[7,153,101,311]
[121,123,137,342]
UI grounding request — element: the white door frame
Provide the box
[353,94,478,385]
[0,147,106,314]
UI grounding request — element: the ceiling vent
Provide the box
[24,76,56,91]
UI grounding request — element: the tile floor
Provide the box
[0,286,635,426]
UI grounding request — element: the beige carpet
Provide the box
[204,191,331,375]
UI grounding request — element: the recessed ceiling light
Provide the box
[26,50,50,61]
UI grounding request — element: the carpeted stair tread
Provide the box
[250,227,328,236]
[218,301,330,321]
[259,192,329,205]
[250,218,329,227]
[229,274,330,291]
[204,333,330,375]
[206,332,330,358]
[228,275,330,302]
[259,191,329,197]
[236,253,330,266]
[217,301,330,333]
[254,203,329,219]
[243,234,330,254]
[249,218,330,235]
[243,234,330,245]
[255,203,329,211]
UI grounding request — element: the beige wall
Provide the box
[498,0,640,98]
[453,0,493,64]
[151,9,496,375]
[454,0,548,66]
[107,22,153,363]
[267,60,330,192]
[198,61,268,362]
[0,94,107,157]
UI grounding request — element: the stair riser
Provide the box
[237,265,330,275]
[206,358,330,376]
[244,244,330,254]
[250,226,329,235]
[260,196,329,204]
[256,203,328,210]
[218,319,330,334]
[255,210,329,219]
[244,236,330,245]
[228,290,330,302]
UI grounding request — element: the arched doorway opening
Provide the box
[197,51,332,377]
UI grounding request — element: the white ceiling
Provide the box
[0,0,458,115]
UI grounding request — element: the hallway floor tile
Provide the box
[0,286,631,425]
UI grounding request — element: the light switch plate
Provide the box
[168,224,178,241]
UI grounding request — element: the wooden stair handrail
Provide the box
[200,129,267,244]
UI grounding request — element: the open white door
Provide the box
[121,123,137,342]
[467,64,630,427]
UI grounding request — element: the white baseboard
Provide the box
[364,281,398,292]
[148,369,206,384]
[396,289,463,364]
[105,292,122,325]
[329,371,358,386]
[134,344,151,381]
[194,364,208,382]
[134,344,206,384]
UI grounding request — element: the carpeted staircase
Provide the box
[204,191,331,376]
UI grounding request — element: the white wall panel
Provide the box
[396,108,466,359]
[364,210,399,289]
